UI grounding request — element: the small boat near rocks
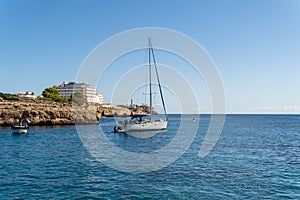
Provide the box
[11,118,30,134]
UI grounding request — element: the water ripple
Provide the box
[0,115,299,199]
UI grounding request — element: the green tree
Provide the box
[42,88,59,99]
[42,88,68,103]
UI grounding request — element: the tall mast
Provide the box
[148,38,152,118]
[150,40,167,120]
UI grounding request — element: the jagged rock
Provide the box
[0,98,97,126]
[0,98,152,126]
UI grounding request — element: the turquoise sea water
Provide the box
[0,115,299,199]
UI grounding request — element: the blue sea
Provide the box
[0,115,299,199]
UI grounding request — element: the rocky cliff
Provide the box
[0,98,98,126]
[0,98,151,126]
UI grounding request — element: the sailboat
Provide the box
[115,38,168,133]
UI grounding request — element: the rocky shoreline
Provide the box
[0,98,149,127]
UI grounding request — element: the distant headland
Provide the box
[0,92,151,127]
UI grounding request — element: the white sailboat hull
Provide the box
[124,120,168,132]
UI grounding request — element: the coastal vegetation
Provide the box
[0,92,19,101]
[41,88,69,103]
[71,92,87,106]
[41,88,87,106]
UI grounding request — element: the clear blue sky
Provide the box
[0,0,299,113]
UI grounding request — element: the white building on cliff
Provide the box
[53,81,104,104]
[16,92,36,99]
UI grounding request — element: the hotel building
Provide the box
[53,81,104,104]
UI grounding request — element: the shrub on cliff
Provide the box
[0,92,19,101]
[70,92,87,106]
[42,88,69,103]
